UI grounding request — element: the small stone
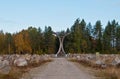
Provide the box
[76,56,80,59]
[95,60,103,65]
[101,64,107,68]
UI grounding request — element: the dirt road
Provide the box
[23,58,95,79]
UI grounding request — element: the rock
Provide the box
[0,56,3,60]
[111,57,120,66]
[9,55,16,65]
[29,55,41,64]
[85,55,95,61]
[95,60,107,68]
[95,60,104,65]
[0,60,11,74]
[101,64,107,68]
[3,55,10,60]
[25,54,31,61]
[76,56,80,60]
[14,57,28,67]
[115,57,120,63]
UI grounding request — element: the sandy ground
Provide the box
[22,58,95,79]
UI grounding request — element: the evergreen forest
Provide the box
[0,18,120,54]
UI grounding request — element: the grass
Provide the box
[0,59,52,79]
[95,67,120,79]
[69,58,120,79]
[69,58,93,68]
[0,67,23,79]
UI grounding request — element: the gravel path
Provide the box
[23,58,95,79]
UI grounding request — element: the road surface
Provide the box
[23,58,95,79]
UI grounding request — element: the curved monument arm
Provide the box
[57,36,61,42]
[52,32,70,57]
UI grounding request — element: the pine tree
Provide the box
[43,26,56,54]
[93,20,102,52]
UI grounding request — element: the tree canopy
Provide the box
[0,18,120,54]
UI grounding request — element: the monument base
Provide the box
[55,51,66,57]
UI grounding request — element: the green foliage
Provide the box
[0,18,120,54]
[43,26,56,54]
[28,27,43,54]
[93,20,102,52]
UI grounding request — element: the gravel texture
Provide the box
[23,58,94,79]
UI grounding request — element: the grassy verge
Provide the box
[69,58,120,79]
[95,67,120,79]
[0,59,52,79]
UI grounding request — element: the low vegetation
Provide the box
[70,58,120,79]
[95,67,120,79]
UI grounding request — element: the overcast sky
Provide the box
[0,0,120,33]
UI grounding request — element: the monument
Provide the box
[53,32,69,57]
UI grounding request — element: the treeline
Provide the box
[64,19,120,54]
[0,26,56,54]
[0,18,120,54]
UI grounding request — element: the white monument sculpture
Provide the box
[53,32,69,57]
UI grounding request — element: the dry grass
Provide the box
[69,59,94,68]
[0,67,23,79]
[95,67,120,79]
[69,58,120,79]
[0,59,52,79]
